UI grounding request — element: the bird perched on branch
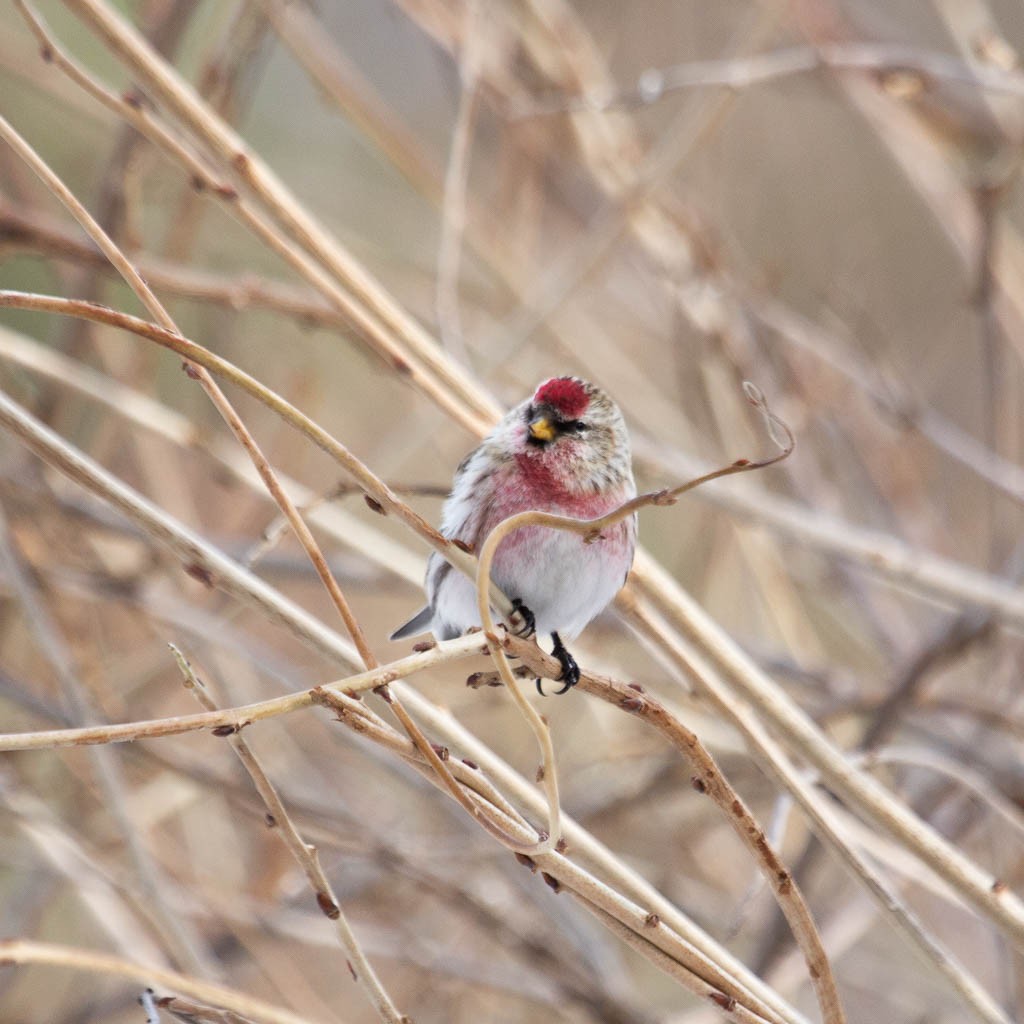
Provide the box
[391,376,637,694]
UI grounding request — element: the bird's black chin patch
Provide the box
[526,434,551,448]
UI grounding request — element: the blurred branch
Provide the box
[514,41,1024,117]
[0,394,809,1024]
[749,293,1024,509]
[635,430,1024,630]
[0,104,474,899]
[256,0,443,201]
[63,0,501,435]
[6,284,1024,959]
[627,555,1024,940]
[435,0,482,364]
[0,632,485,752]
[0,502,212,975]
[501,635,842,1024]
[5,0,1023,1018]
[0,940,318,1024]
[856,747,1024,845]
[0,289,498,609]
[172,647,408,1024]
[618,583,1017,1024]
[0,202,346,328]
[0,322,424,588]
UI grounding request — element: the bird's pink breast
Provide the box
[484,455,634,564]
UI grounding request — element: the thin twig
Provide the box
[0,503,211,975]
[0,112,466,859]
[471,382,794,873]
[0,287,525,850]
[0,940,319,1024]
[0,387,808,1024]
[170,646,409,1024]
[502,634,844,1024]
[435,0,483,364]
[513,42,1024,117]
[63,0,502,436]
[0,632,489,753]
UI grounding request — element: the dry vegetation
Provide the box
[1,1,1024,1022]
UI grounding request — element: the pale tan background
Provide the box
[1,2,1023,1022]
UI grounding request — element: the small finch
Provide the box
[391,376,637,694]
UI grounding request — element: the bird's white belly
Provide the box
[437,520,630,640]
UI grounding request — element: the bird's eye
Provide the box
[525,405,536,422]
[560,420,588,434]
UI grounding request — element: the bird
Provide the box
[391,376,637,694]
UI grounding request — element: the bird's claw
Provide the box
[536,632,580,696]
[510,598,536,639]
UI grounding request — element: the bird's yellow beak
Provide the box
[529,416,556,443]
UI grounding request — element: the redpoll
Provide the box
[391,376,637,694]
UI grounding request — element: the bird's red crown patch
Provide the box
[535,377,590,419]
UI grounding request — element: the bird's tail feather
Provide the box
[389,605,433,641]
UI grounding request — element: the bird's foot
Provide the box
[510,598,536,639]
[536,632,581,696]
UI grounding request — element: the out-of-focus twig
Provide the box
[0,502,211,975]
[0,941,317,1024]
[513,42,1024,117]
[171,647,408,1024]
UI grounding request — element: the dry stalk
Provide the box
[318,704,794,1024]
[62,0,501,436]
[514,42,1024,116]
[0,114,485,957]
[22,0,1024,625]
[0,390,809,1024]
[627,559,1024,946]
[0,113,377,668]
[0,324,423,586]
[0,290,483,593]
[0,241,402,1024]
[0,505,211,976]
[0,940,318,1024]
[435,0,483,365]
[501,635,844,1023]
[8,7,1017,1018]
[0,638,495,755]
[621,581,1019,1024]
[170,646,409,1024]
[0,204,343,326]
[19,0,1024,633]
[577,903,774,1024]
[0,284,1011,1019]
[0,289,536,849]
[13,0,491,436]
[471,383,795,879]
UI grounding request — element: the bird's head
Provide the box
[514,376,631,491]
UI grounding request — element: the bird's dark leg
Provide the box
[546,632,581,696]
[510,598,536,639]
